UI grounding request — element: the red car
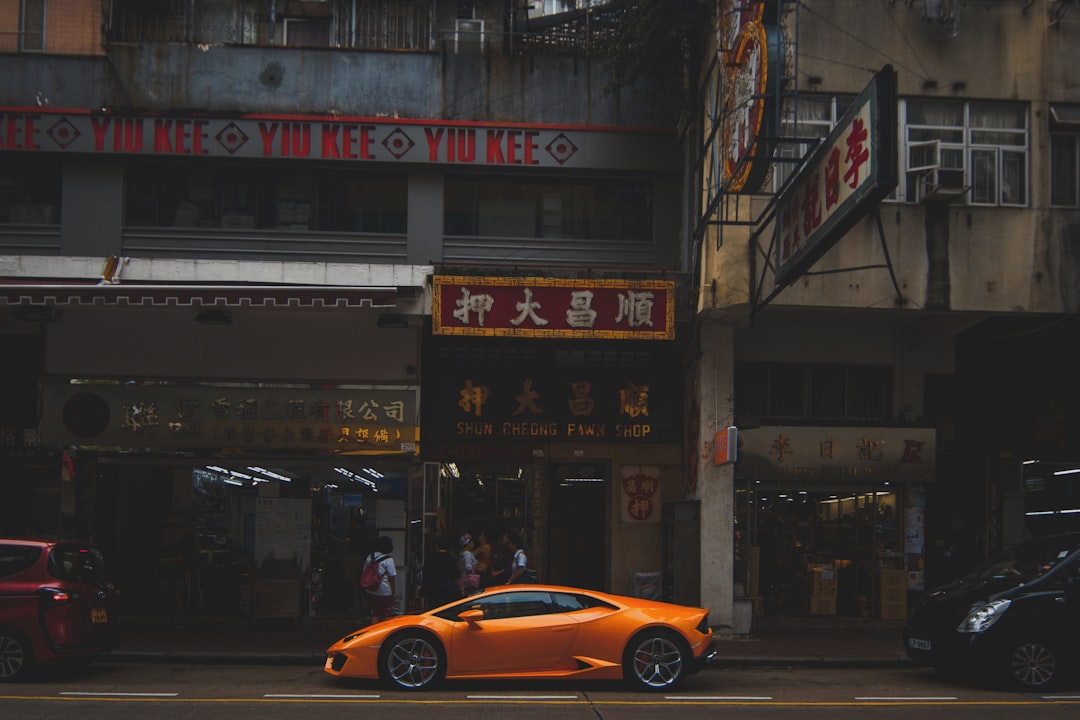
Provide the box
[0,539,120,681]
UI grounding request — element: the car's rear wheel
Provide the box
[1006,639,1062,691]
[623,629,689,691]
[378,631,445,690]
[0,629,33,682]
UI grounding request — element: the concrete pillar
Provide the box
[696,319,734,628]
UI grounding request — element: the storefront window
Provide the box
[741,485,904,618]
[125,163,406,233]
[444,176,652,241]
[0,154,61,224]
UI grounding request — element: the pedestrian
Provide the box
[458,533,480,595]
[419,535,461,609]
[506,532,535,584]
[362,536,397,622]
[473,529,492,588]
[486,529,512,587]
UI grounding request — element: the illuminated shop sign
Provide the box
[40,379,419,454]
[773,65,898,287]
[432,276,675,341]
[738,426,935,483]
[0,110,677,171]
[423,367,682,444]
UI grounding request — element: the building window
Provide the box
[735,363,893,423]
[774,94,854,192]
[444,176,652,242]
[20,0,46,51]
[0,154,61,224]
[901,99,1028,206]
[1050,105,1080,208]
[125,164,406,233]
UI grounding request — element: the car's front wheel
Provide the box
[623,629,689,691]
[378,631,445,690]
[1006,639,1062,691]
[0,629,33,682]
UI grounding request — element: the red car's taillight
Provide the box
[40,587,80,606]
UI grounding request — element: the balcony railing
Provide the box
[105,0,622,55]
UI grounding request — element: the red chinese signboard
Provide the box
[432,276,675,340]
[773,66,898,286]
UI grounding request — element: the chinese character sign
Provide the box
[773,66,897,287]
[621,465,661,523]
[433,276,674,340]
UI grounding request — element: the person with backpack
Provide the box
[360,536,396,622]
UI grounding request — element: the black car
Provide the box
[904,532,1080,691]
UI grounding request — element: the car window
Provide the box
[48,545,108,584]
[0,545,41,579]
[975,537,1080,582]
[440,590,557,621]
[550,592,617,612]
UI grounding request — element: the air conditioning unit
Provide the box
[911,165,966,204]
[454,18,485,54]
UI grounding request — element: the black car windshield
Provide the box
[973,536,1080,582]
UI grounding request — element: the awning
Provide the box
[0,281,401,309]
[1050,104,1080,127]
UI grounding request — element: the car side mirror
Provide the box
[458,608,485,623]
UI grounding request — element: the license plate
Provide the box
[91,608,108,624]
[908,637,931,651]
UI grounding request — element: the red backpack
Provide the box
[360,554,386,590]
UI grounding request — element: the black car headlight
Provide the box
[957,599,1011,634]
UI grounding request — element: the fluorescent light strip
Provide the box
[1053,468,1080,476]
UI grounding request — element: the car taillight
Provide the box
[40,587,80,606]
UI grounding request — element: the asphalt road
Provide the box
[3,662,1080,719]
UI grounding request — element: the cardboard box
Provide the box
[809,595,837,615]
[879,602,907,620]
[808,565,837,598]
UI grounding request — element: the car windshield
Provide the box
[48,545,108,584]
[972,536,1080,582]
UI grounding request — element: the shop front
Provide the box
[419,274,685,597]
[735,426,935,621]
[38,377,420,622]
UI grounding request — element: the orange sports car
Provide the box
[324,583,717,691]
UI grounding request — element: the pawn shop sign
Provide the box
[713,426,738,466]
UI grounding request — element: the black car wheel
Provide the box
[378,631,445,690]
[623,629,689,691]
[0,630,33,682]
[1007,639,1061,691]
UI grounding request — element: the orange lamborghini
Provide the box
[324,584,717,691]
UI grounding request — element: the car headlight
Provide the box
[957,599,1011,633]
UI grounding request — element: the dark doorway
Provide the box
[548,464,607,590]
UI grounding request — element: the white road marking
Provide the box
[855,696,959,701]
[667,696,773,701]
[264,694,381,699]
[60,692,180,697]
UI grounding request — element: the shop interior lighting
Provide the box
[445,463,460,478]
[361,467,384,479]
[1053,468,1080,476]
[333,466,378,491]
[247,466,293,483]
[223,478,243,487]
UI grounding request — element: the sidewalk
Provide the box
[106,613,911,668]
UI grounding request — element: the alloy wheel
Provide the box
[1010,641,1058,690]
[627,632,686,690]
[384,634,442,689]
[0,633,28,681]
